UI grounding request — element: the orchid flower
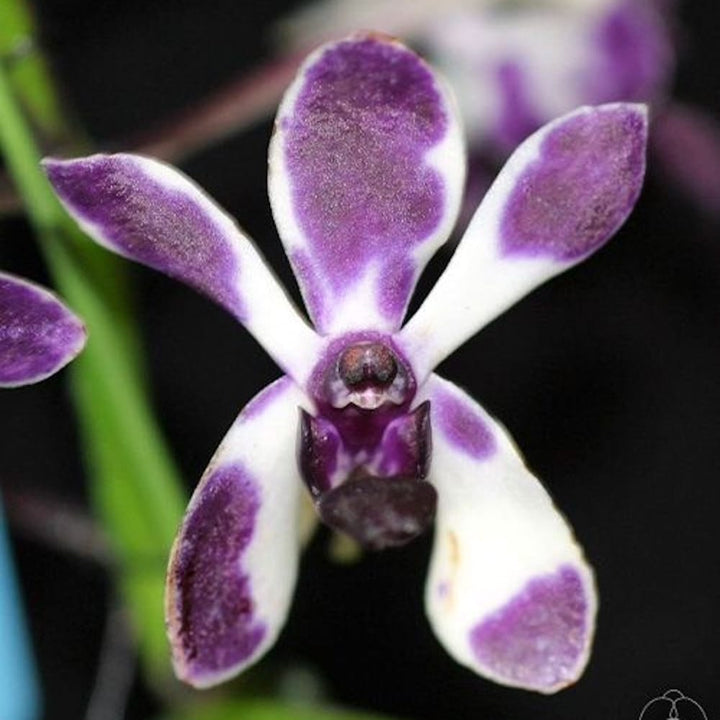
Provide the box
[0,272,86,387]
[44,35,647,693]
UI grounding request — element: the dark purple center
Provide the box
[317,471,437,550]
[338,342,398,388]
[311,335,415,414]
[301,333,435,550]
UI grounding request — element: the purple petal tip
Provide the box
[433,386,496,459]
[501,103,648,262]
[470,565,594,693]
[44,153,248,323]
[166,464,266,687]
[0,273,86,387]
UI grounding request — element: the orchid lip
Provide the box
[299,400,432,507]
[316,471,438,550]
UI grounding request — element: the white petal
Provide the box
[400,103,647,381]
[44,154,322,386]
[421,375,597,693]
[166,377,310,688]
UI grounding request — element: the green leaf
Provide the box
[0,0,67,142]
[0,40,185,685]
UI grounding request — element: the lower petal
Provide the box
[166,377,308,687]
[421,374,596,693]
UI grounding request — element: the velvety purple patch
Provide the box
[289,249,328,330]
[243,376,292,420]
[500,106,646,261]
[44,156,246,321]
[0,274,85,386]
[590,2,672,104]
[495,62,542,151]
[433,387,495,459]
[169,463,266,681]
[376,258,415,326]
[470,565,589,690]
[283,36,448,329]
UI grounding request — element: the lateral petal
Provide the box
[269,33,465,334]
[43,154,322,385]
[422,375,596,693]
[401,103,647,380]
[166,377,308,688]
[0,272,86,387]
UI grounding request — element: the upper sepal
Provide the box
[401,103,648,379]
[0,272,86,387]
[269,33,465,334]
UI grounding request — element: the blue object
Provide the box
[0,499,40,720]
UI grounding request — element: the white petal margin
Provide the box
[166,377,310,688]
[421,375,597,693]
[400,103,647,382]
[43,154,323,386]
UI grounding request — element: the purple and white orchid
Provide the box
[44,35,647,693]
[0,272,86,388]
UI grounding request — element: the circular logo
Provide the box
[639,690,708,720]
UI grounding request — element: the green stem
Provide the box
[0,0,66,144]
[0,46,185,687]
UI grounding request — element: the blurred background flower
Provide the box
[1,1,719,719]
[121,0,720,221]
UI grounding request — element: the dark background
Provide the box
[1,1,719,718]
